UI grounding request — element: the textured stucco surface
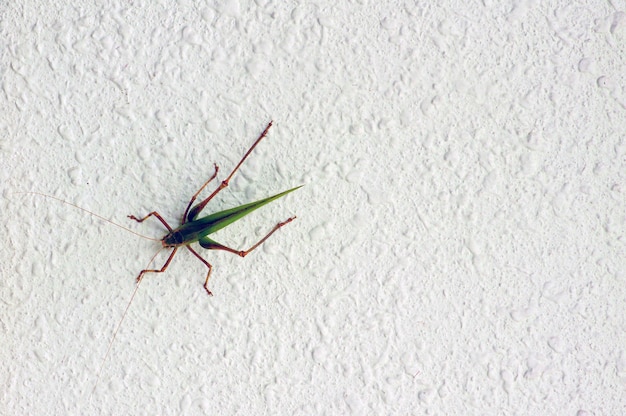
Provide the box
[1,1,625,415]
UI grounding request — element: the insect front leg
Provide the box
[128,211,173,232]
[135,247,179,283]
[237,216,297,257]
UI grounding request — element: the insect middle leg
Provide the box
[186,247,214,296]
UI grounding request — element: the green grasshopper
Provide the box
[128,120,301,296]
[24,121,300,396]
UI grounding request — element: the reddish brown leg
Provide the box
[182,163,219,224]
[186,247,214,296]
[240,216,297,256]
[211,216,297,258]
[135,247,178,283]
[193,216,295,295]
[186,121,274,222]
[128,211,173,231]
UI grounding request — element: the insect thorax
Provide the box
[163,231,184,247]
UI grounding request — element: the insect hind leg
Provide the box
[199,216,297,258]
[185,121,274,222]
[183,163,219,223]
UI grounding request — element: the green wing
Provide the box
[195,185,302,238]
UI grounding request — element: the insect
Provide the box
[21,120,300,396]
[127,120,301,296]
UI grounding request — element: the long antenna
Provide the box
[88,248,163,399]
[14,191,160,241]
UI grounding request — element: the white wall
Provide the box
[1,1,625,415]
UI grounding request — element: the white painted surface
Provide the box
[2,1,625,415]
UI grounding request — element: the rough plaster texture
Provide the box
[1,1,625,415]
